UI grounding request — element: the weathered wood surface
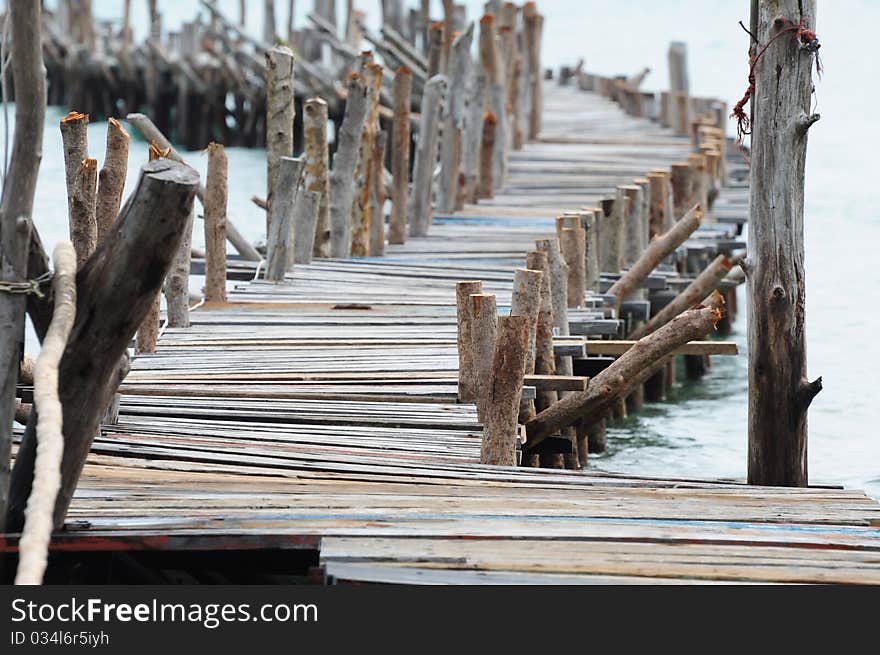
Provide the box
[6,85,878,585]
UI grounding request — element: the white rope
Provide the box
[15,242,77,585]
[252,258,265,281]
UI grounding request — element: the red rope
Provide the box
[731,16,822,147]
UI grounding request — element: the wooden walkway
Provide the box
[15,84,880,584]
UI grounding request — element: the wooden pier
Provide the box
[7,81,880,585]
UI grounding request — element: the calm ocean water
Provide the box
[8,1,877,495]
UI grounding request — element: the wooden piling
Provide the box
[266,44,296,237]
[351,59,383,258]
[599,196,622,274]
[670,162,696,221]
[510,267,543,404]
[478,112,497,199]
[647,171,673,238]
[330,74,370,257]
[470,293,498,421]
[95,118,129,242]
[480,315,530,467]
[456,280,483,403]
[203,142,228,304]
[747,0,821,487]
[523,3,543,141]
[60,111,89,224]
[409,75,447,237]
[303,98,331,259]
[438,24,473,214]
[293,190,322,265]
[480,14,507,189]
[560,226,586,308]
[265,156,304,281]
[463,70,487,203]
[369,131,388,256]
[389,67,412,245]
[165,205,194,328]
[69,158,98,267]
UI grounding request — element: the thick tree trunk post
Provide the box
[480,315,529,466]
[598,196,622,274]
[303,98,331,258]
[266,45,296,238]
[95,118,129,242]
[126,113,261,262]
[204,142,228,304]
[8,160,199,531]
[470,293,498,422]
[477,112,497,199]
[265,156,304,281]
[456,280,483,403]
[60,112,89,224]
[582,209,600,292]
[479,14,507,190]
[668,41,690,136]
[69,159,98,267]
[438,24,473,214]
[510,266,542,424]
[586,417,607,455]
[0,0,45,533]
[13,242,76,586]
[536,239,568,336]
[509,56,524,151]
[409,75,447,237]
[330,74,370,257]
[622,184,646,268]
[463,71,487,203]
[526,305,722,446]
[608,204,702,307]
[670,162,696,221]
[351,58,383,258]
[389,67,412,245]
[264,0,277,43]
[747,0,821,487]
[164,205,194,327]
[426,22,444,77]
[294,190,322,265]
[631,254,735,339]
[441,0,455,73]
[647,171,673,238]
[369,131,388,256]
[560,226,586,308]
[136,296,160,354]
[523,3,542,141]
[688,153,709,217]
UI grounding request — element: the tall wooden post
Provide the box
[389,67,412,245]
[747,0,821,486]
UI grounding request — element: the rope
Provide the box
[731,15,822,152]
[252,258,265,281]
[15,242,77,585]
[0,271,54,298]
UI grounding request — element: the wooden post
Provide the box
[438,24,473,214]
[266,45,296,238]
[164,204,194,328]
[647,171,673,238]
[622,184,646,268]
[598,196,621,274]
[456,280,483,403]
[582,209,600,292]
[480,315,529,466]
[389,67,412,244]
[510,267,543,402]
[8,159,199,531]
[426,22,444,77]
[369,131,387,256]
[477,112,497,199]
[265,156,303,281]
[303,98,331,258]
[294,190,322,265]
[330,73,370,257]
[523,3,542,141]
[608,204,702,306]
[204,142,228,304]
[409,75,447,237]
[95,118,129,242]
[747,0,821,487]
[670,162,696,222]
[470,293,498,421]
[479,14,507,190]
[60,112,89,225]
[264,0,277,43]
[0,0,45,532]
[668,41,690,136]
[462,69,487,202]
[351,60,383,257]
[526,305,722,446]
[536,238,568,335]
[69,159,98,267]
[560,226,586,308]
